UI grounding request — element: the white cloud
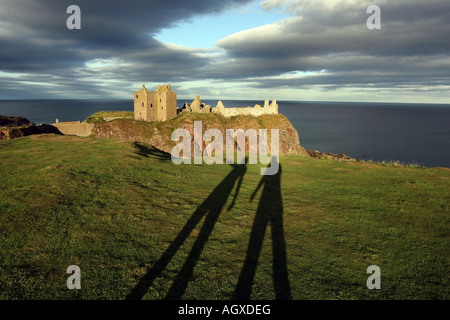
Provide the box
[261,0,290,11]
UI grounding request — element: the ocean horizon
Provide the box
[1,99,449,168]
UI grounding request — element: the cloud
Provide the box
[211,0,450,92]
[0,0,449,101]
[219,0,450,58]
[0,0,252,97]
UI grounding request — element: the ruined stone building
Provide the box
[133,84,278,121]
[134,84,177,122]
[212,100,278,117]
[179,96,278,118]
[179,96,212,114]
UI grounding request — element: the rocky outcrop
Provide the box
[92,113,310,157]
[0,116,31,128]
[0,117,62,140]
[307,150,355,161]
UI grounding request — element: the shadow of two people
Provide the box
[127,157,291,300]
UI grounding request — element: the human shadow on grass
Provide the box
[126,162,247,300]
[233,157,291,300]
[133,142,171,161]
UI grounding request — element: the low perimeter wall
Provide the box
[53,121,95,137]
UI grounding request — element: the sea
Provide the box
[1,99,449,168]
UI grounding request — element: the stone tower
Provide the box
[134,84,177,122]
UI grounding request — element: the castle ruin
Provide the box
[134,84,177,122]
[134,84,278,122]
[180,96,212,114]
[212,99,278,117]
[179,96,278,117]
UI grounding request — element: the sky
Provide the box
[0,0,449,103]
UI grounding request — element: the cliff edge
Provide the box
[91,113,309,157]
[0,116,61,140]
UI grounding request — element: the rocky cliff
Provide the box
[91,113,310,157]
[0,116,62,140]
[0,115,31,127]
[307,149,355,161]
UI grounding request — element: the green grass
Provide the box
[83,111,134,124]
[0,134,448,300]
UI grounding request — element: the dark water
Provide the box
[1,99,449,167]
[0,99,132,125]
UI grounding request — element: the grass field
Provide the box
[83,111,134,124]
[0,134,448,300]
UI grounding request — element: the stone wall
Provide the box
[180,96,212,114]
[212,100,278,117]
[180,98,279,117]
[53,121,95,137]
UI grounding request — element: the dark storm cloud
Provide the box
[213,0,450,89]
[0,0,252,97]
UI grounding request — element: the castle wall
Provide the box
[53,121,95,137]
[156,91,167,122]
[134,84,177,122]
[180,96,211,114]
[165,91,178,120]
[212,100,278,117]
[134,88,148,121]
[147,92,157,122]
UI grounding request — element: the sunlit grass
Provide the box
[0,134,448,299]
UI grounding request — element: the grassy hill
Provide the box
[0,134,448,299]
[91,112,309,157]
[83,111,134,124]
